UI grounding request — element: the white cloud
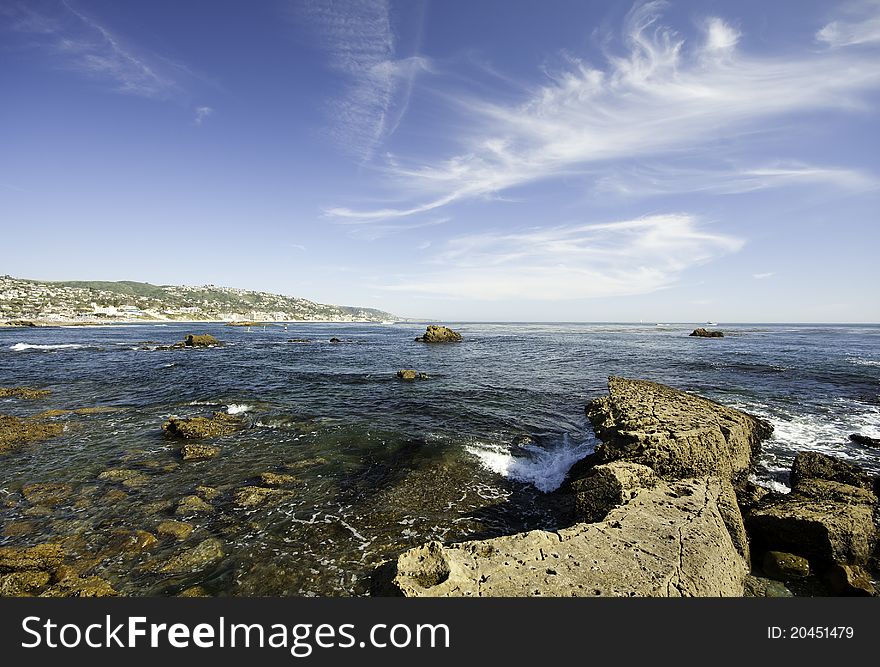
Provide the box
[817,1,880,48]
[328,2,880,223]
[194,106,213,125]
[4,1,202,103]
[300,0,428,161]
[595,161,877,197]
[379,214,743,300]
[752,272,775,280]
[704,17,741,52]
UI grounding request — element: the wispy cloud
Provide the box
[300,0,428,161]
[328,2,880,222]
[193,106,213,125]
[817,0,880,48]
[752,272,775,280]
[3,0,207,105]
[379,214,743,300]
[594,161,878,197]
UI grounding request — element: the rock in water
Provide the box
[180,443,220,460]
[849,433,880,448]
[396,369,428,381]
[790,451,873,490]
[162,412,243,439]
[689,328,724,337]
[184,334,219,347]
[585,376,772,488]
[415,325,462,343]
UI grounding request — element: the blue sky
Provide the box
[2,0,879,322]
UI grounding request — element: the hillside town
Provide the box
[0,276,396,324]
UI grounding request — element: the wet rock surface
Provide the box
[689,328,724,338]
[397,369,428,381]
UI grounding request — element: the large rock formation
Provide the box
[415,325,462,343]
[390,476,748,597]
[379,377,772,597]
[585,377,772,489]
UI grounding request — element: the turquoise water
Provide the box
[1,322,878,595]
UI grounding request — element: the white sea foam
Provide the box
[848,356,880,367]
[466,433,595,492]
[10,343,84,351]
[226,403,254,415]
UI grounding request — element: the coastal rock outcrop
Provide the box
[585,377,772,489]
[162,412,243,439]
[690,328,724,338]
[184,334,219,347]
[378,377,772,597]
[388,476,748,597]
[415,325,462,343]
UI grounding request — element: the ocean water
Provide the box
[1,322,878,595]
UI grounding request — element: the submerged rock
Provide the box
[175,495,214,516]
[689,328,724,338]
[396,369,428,381]
[158,538,224,573]
[180,443,221,460]
[34,407,122,418]
[258,472,296,487]
[0,414,64,455]
[0,386,51,400]
[22,483,74,506]
[105,530,159,555]
[233,486,292,508]
[157,520,194,541]
[415,325,462,343]
[383,477,748,597]
[97,469,151,488]
[585,377,772,489]
[162,412,243,439]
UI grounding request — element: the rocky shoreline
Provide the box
[376,377,879,597]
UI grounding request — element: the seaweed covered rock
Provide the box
[0,387,51,400]
[162,412,243,439]
[184,334,219,347]
[157,539,224,574]
[415,325,462,343]
[690,328,724,338]
[585,377,772,488]
[180,443,220,460]
[0,414,64,455]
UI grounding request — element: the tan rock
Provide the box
[175,495,214,516]
[159,539,224,573]
[233,486,291,508]
[0,571,51,596]
[258,472,296,487]
[22,482,74,506]
[384,477,748,597]
[0,544,64,572]
[157,520,194,541]
[180,443,220,460]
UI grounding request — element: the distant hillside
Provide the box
[0,276,398,323]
